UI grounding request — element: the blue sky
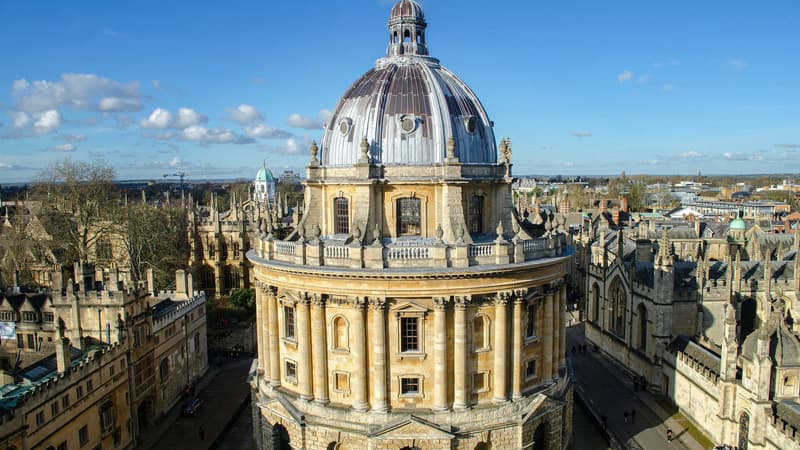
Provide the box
[1,0,798,183]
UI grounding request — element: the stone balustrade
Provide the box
[254,233,567,269]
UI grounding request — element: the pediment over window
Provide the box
[369,415,454,440]
[391,301,429,317]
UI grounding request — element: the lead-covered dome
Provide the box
[321,0,496,167]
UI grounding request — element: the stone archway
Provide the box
[273,424,291,450]
[533,423,547,450]
[475,443,491,450]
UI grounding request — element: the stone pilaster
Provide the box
[296,294,313,401]
[255,282,266,375]
[559,282,568,370]
[552,283,561,377]
[433,296,449,412]
[453,295,470,410]
[311,294,329,404]
[267,287,281,387]
[543,286,554,382]
[370,297,388,412]
[351,297,369,411]
[511,292,524,400]
[493,292,509,403]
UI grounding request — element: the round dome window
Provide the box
[464,116,477,134]
[399,115,417,134]
[338,118,353,136]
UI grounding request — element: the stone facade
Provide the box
[247,2,573,449]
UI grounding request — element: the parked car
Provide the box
[181,397,202,417]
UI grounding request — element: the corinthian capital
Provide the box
[368,297,386,310]
[432,296,450,310]
[453,295,472,309]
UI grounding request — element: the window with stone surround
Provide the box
[393,303,427,358]
[283,305,296,340]
[400,376,421,397]
[334,197,349,234]
[525,359,537,380]
[472,314,490,351]
[333,371,350,393]
[100,400,114,434]
[397,197,421,236]
[468,195,484,233]
[526,303,537,339]
[400,317,419,352]
[284,359,297,384]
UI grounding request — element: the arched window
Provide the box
[334,197,349,234]
[637,304,647,351]
[403,29,411,43]
[397,198,421,236]
[468,195,484,233]
[609,279,626,337]
[393,31,398,44]
[592,284,600,323]
[332,316,349,351]
[159,358,169,379]
[473,315,489,351]
[273,424,291,450]
[738,411,750,450]
[475,443,492,450]
[100,400,114,433]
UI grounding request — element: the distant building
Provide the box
[253,163,277,205]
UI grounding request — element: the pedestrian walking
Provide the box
[667,427,673,442]
[630,409,635,424]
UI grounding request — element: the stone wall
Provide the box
[662,352,722,442]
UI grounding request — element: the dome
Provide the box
[730,217,746,231]
[255,165,274,182]
[320,1,496,167]
[390,0,425,21]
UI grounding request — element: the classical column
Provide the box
[370,297,388,412]
[543,286,554,382]
[511,292,524,400]
[351,298,369,411]
[255,283,265,375]
[267,288,281,387]
[559,283,568,370]
[311,294,329,404]
[453,295,470,410]
[296,295,313,401]
[552,283,561,378]
[433,296,449,412]
[493,293,509,403]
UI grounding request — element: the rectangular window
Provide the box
[35,411,44,426]
[333,372,349,392]
[51,401,59,416]
[27,334,35,349]
[57,441,67,450]
[334,197,349,234]
[43,312,54,322]
[400,377,420,395]
[526,360,537,380]
[283,306,296,340]
[16,334,23,348]
[62,394,70,409]
[473,372,488,392]
[110,365,115,377]
[87,379,93,392]
[526,303,537,338]
[22,311,38,322]
[397,198,421,236]
[76,385,84,399]
[284,360,297,382]
[400,317,419,352]
[468,195,484,233]
[79,425,89,447]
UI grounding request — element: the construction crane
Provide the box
[163,172,187,192]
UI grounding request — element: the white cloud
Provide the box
[98,97,141,112]
[680,150,705,160]
[728,58,747,71]
[226,104,263,125]
[143,131,174,140]
[723,150,763,161]
[62,133,87,142]
[287,110,334,129]
[259,137,308,155]
[8,111,30,129]
[151,80,161,90]
[570,131,592,138]
[617,70,633,83]
[173,107,207,129]
[244,124,293,139]
[11,73,141,113]
[140,108,173,129]
[33,110,62,134]
[182,125,254,144]
[52,143,76,152]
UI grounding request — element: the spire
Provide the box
[656,228,673,267]
[386,0,428,57]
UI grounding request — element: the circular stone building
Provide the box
[248,2,573,449]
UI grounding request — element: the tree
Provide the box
[34,159,117,263]
[626,183,647,212]
[229,288,255,313]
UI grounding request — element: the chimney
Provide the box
[55,318,72,374]
[186,272,194,297]
[612,205,620,227]
[620,196,628,213]
[146,268,157,296]
[600,198,607,214]
[694,219,701,238]
[12,270,20,288]
[176,269,188,297]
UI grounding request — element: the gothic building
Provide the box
[248,2,573,449]
[578,214,800,449]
